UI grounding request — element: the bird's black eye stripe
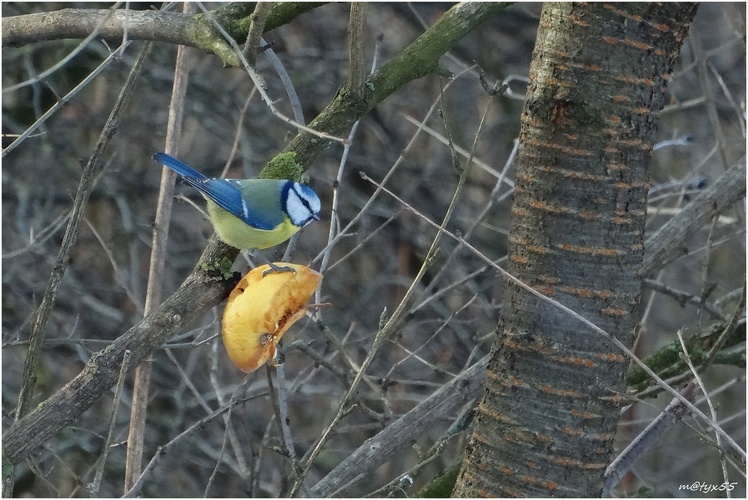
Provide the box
[293,184,315,214]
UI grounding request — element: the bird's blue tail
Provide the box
[153,152,207,180]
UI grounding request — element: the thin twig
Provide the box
[260,36,304,124]
[122,377,260,498]
[317,29,382,280]
[2,41,132,157]
[408,74,511,313]
[689,27,731,174]
[292,73,483,496]
[677,328,732,497]
[267,363,299,493]
[310,65,476,271]
[2,210,70,259]
[207,335,253,489]
[10,35,149,456]
[3,4,122,94]
[347,3,367,99]
[242,2,274,65]
[3,37,149,496]
[222,89,258,177]
[309,356,489,497]
[88,350,131,496]
[604,289,745,495]
[603,384,698,496]
[400,114,516,188]
[196,3,347,145]
[643,279,725,320]
[706,60,746,139]
[697,214,719,329]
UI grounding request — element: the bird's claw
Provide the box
[262,263,297,277]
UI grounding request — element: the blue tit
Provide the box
[153,152,321,250]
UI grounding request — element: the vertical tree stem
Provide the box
[123,4,195,490]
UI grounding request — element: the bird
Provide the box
[153,152,321,251]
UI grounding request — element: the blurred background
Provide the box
[2,3,745,497]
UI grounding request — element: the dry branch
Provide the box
[641,156,746,276]
[3,240,237,464]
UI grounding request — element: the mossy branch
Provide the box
[2,4,323,50]
[628,319,746,395]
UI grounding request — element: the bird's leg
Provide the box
[241,250,296,278]
[244,250,296,277]
[262,261,297,277]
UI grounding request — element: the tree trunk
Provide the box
[453,3,698,497]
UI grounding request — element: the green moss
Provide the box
[200,256,235,281]
[259,151,305,181]
[3,453,14,481]
[416,463,461,497]
[627,319,746,393]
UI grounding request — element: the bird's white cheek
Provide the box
[285,194,311,226]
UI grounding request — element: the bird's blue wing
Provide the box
[196,179,286,231]
[153,153,284,230]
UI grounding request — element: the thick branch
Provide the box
[5,3,510,171]
[2,4,322,51]
[308,356,489,497]
[640,156,746,276]
[2,239,238,464]
[628,317,746,394]
[4,9,202,47]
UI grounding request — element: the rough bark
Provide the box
[453,3,699,497]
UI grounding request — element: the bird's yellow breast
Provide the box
[206,201,300,250]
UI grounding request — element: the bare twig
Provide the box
[689,27,732,174]
[88,350,131,496]
[347,3,367,99]
[678,328,732,497]
[2,3,122,94]
[312,64,477,272]
[267,363,299,493]
[643,279,725,320]
[604,287,745,495]
[196,3,347,146]
[123,376,260,498]
[309,355,489,497]
[603,384,698,496]
[2,40,132,157]
[292,72,485,496]
[317,29,382,281]
[260,37,304,124]
[2,210,70,259]
[242,2,274,65]
[124,4,194,489]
